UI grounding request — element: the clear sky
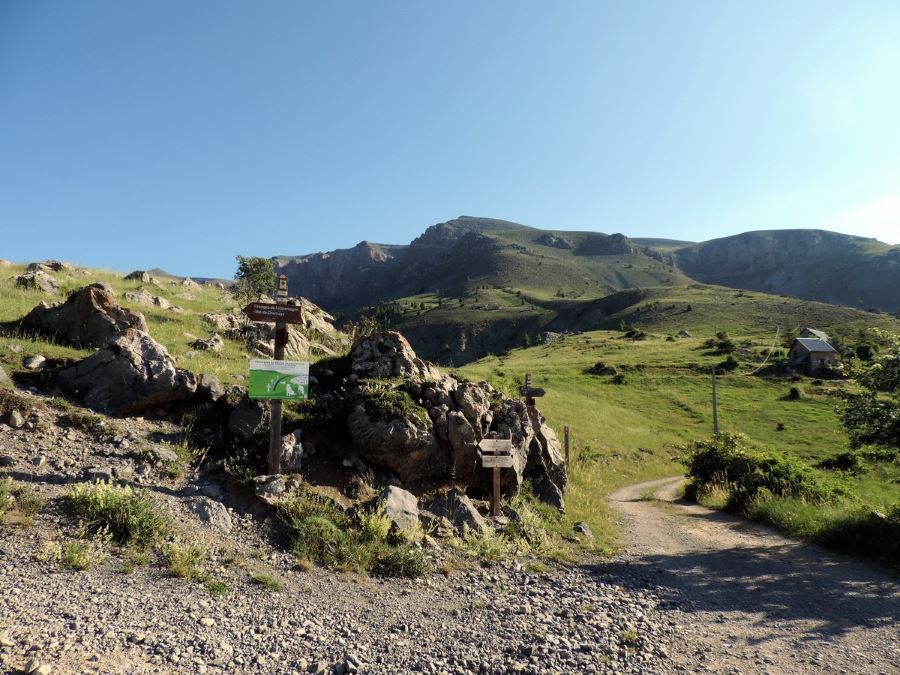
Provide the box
[2,1,899,277]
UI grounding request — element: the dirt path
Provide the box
[605,477,900,674]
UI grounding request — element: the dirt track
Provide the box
[605,477,900,674]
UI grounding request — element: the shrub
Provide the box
[359,382,427,423]
[163,540,207,580]
[786,386,801,401]
[611,374,626,385]
[816,451,863,474]
[685,433,841,514]
[278,487,430,577]
[250,571,284,591]
[66,482,170,546]
[371,544,431,578]
[59,530,109,571]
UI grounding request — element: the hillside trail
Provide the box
[605,477,900,674]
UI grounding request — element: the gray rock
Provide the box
[22,283,148,348]
[280,430,305,473]
[253,474,302,506]
[191,334,225,353]
[58,329,197,414]
[83,466,114,481]
[15,270,59,293]
[123,287,156,306]
[188,497,233,532]
[366,485,420,536]
[125,270,151,283]
[228,398,268,441]
[0,364,8,385]
[7,410,25,429]
[148,445,179,464]
[350,331,441,381]
[196,373,225,402]
[574,521,594,539]
[425,488,487,534]
[23,355,47,370]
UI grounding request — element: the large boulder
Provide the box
[345,332,567,508]
[351,332,440,381]
[424,488,487,534]
[57,329,197,414]
[15,271,59,293]
[365,486,420,536]
[228,397,268,441]
[125,270,151,283]
[348,387,451,485]
[27,260,71,273]
[23,284,148,348]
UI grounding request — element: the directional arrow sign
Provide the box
[481,454,514,469]
[478,439,513,454]
[242,302,303,324]
[520,387,546,398]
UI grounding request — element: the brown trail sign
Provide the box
[478,438,513,516]
[241,274,304,474]
[242,302,303,324]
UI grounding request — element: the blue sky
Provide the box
[2,1,899,277]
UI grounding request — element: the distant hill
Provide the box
[674,230,900,314]
[275,216,690,311]
[274,217,900,364]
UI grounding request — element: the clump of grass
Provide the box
[0,480,44,526]
[522,560,550,574]
[59,527,110,571]
[66,482,170,546]
[448,525,511,562]
[277,486,431,577]
[119,547,153,574]
[205,579,231,596]
[163,540,207,580]
[370,544,430,578]
[250,571,284,591]
[57,408,123,441]
[359,382,428,423]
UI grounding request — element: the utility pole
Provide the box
[711,366,719,436]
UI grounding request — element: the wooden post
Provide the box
[711,366,719,436]
[267,323,288,474]
[564,425,570,470]
[491,466,501,517]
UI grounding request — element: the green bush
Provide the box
[277,487,429,577]
[686,433,841,513]
[371,544,430,578]
[66,482,170,546]
[359,382,427,423]
[163,540,207,580]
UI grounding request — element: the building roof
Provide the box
[800,327,829,341]
[793,337,835,353]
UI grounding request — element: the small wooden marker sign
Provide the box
[479,438,513,516]
[480,453,514,469]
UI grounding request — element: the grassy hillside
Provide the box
[458,322,899,554]
[1,263,263,385]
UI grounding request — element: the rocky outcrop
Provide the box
[535,233,573,249]
[191,334,224,353]
[574,233,640,256]
[125,270,151,283]
[345,332,567,508]
[351,332,440,381]
[23,284,148,348]
[15,271,59,293]
[58,329,197,414]
[27,260,72,273]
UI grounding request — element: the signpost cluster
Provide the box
[243,274,309,474]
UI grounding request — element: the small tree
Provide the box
[522,333,531,349]
[233,256,275,304]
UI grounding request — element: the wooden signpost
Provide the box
[242,274,304,474]
[478,438,513,516]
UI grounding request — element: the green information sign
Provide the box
[248,359,310,400]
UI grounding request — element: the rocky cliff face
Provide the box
[676,230,900,313]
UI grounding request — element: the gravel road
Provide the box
[606,477,900,675]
